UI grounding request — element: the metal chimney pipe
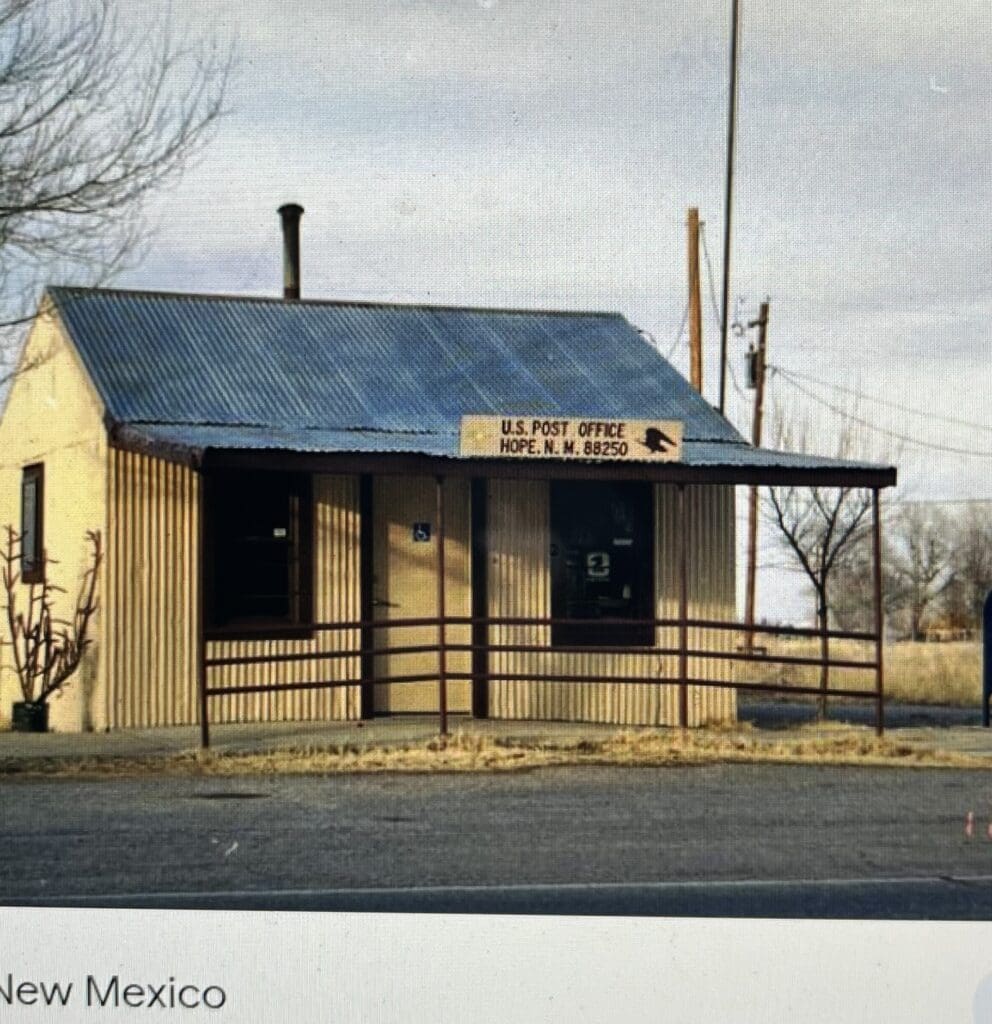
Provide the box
[278,203,304,300]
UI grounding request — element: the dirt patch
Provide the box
[1,724,990,778]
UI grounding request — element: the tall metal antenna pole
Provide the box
[718,0,741,416]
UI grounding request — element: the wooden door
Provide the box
[372,476,471,713]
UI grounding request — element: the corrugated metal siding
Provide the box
[106,450,197,727]
[488,480,736,726]
[655,484,737,725]
[105,450,360,728]
[104,450,734,729]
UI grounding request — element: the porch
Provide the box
[168,447,897,749]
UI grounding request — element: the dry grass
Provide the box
[2,724,989,778]
[737,639,980,707]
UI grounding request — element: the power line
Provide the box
[890,497,992,506]
[773,369,992,459]
[665,300,690,360]
[698,222,724,331]
[700,220,751,434]
[727,345,748,402]
[769,363,992,436]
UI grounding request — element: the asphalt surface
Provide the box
[5,764,992,917]
[740,699,982,730]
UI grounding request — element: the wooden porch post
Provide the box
[678,483,689,729]
[436,474,448,736]
[197,469,209,750]
[872,487,885,736]
[470,478,489,718]
[359,474,375,719]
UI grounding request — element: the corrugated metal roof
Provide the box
[49,286,742,442]
[49,286,894,481]
[115,423,889,474]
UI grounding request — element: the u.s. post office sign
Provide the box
[459,415,684,462]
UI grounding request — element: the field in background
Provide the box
[735,639,980,707]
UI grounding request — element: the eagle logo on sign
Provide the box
[640,426,678,454]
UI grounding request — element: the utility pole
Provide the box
[718,0,741,417]
[687,207,703,393]
[743,299,769,652]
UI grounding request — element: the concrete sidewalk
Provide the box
[2,706,992,765]
[0,715,626,762]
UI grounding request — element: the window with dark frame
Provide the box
[21,464,43,583]
[205,470,313,635]
[550,480,654,647]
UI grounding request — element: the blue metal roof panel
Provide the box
[117,423,893,474]
[679,441,890,472]
[120,424,460,457]
[49,286,744,442]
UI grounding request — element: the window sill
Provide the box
[205,624,315,643]
[544,622,655,647]
[549,644,656,653]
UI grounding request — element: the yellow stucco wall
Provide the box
[0,307,107,731]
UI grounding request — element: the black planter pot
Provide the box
[11,701,48,733]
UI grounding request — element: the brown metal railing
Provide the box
[197,613,883,748]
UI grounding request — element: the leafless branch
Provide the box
[1,525,102,704]
[764,398,892,715]
[0,0,233,350]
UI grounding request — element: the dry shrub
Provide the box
[886,641,980,705]
[735,639,980,706]
[3,723,989,778]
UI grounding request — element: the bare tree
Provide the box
[830,530,900,633]
[887,504,953,640]
[834,504,954,640]
[766,408,879,716]
[0,0,231,373]
[943,505,992,631]
[831,502,986,640]
[1,526,102,707]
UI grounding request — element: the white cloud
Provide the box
[121,0,992,617]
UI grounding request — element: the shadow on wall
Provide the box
[80,651,98,732]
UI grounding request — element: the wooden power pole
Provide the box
[718,0,742,416]
[743,300,769,652]
[687,207,703,393]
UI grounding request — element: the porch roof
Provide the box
[111,422,896,487]
[50,286,896,488]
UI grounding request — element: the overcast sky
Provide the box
[121,0,992,621]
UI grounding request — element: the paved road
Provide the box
[740,700,982,730]
[14,878,992,919]
[4,764,992,917]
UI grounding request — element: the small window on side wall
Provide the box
[21,463,44,583]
